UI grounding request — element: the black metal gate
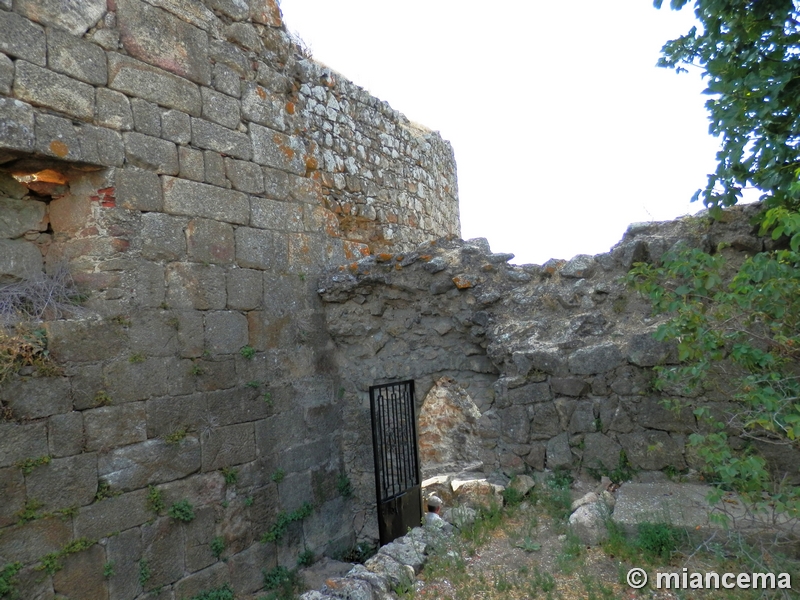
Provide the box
[369,380,422,546]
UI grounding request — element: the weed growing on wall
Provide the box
[0,562,22,598]
[103,561,115,578]
[145,485,164,515]
[336,473,353,499]
[0,327,59,386]
[15,455,51,475]
[261,565,301,600]
[260,502,313,543]
[36,538,94,575]
[138,559,151,587]
[210,536,225,559]
[221,467,237,486]
[239,345,255,359]
[168,500,195,522]
[189,585,234,600]
[270,468,285,483]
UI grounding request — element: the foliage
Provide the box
[146,485,164,514]
[0,563,21,599]
[164,427,187,445]
[337,541,376,564]
[260,502,313,543]
[36,538,94,575]
[629,243,800,517]
[655,0,800,213]
[270,468,285,484]
[636,522,681,562]
[138,559,151,587]
[585,449,636,484]
[15,498,44,524]
[221,467,238,486]
[190,585,235,600]
[168,499,195,522]
[95,480,120,502]
[103,561,115,578]
[210,536,225,559]
[94,390,112,406]
[297,548,314,567]
[15,455,51,475]
[336,472,353,499]
[0,326,60,386]
[261,565,301,600]
[239,345,256,359]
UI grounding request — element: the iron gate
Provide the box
[369,380,422,546]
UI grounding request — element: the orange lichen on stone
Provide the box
[305,156,318,171]
[348,262,359,272]
[256,86,267,100]
[544,260,566,275]
[420,255,432,261]
[376,253,393,263]
[274,134,295,159]
[452,276,475,289]
[49,141,69,158]
[395,255,404,262]
[285,102,295,114]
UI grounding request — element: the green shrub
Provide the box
[297,549,314,567]
[190,585,234,600]
[210,536,225,559]
[168,499,195,522]
[636,522,679,562]
[146,485,164,514]
[0,562,22,598]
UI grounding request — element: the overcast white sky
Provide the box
[279,1,721,264]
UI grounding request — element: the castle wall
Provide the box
[0,1,458,598]
[318,205,800,540]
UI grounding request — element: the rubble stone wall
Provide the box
[318,204,800,542]
[0,1,459,598]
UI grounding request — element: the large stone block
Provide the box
[124,132,179,174]
[34,112,82,161]
[127,311,179,356]
[74,488,150,540]
[115,168,162,212]
[634,397,695,433]
[84,403,147,451]
[582,432,622,472]
[26,453,98,511]
[175,309,205,358]
[174,563,229,599]
[507,381,551,405]
[224,158,264,194]
[179,146,205,182]
[0,197,47,239]
[130,98,162,136]
[166,262,227,310]
[206,387,266,426]
[0,467,25,528]
[204,310,248,354]
[250,197,303,231]
[529,402,561,440]
[250,124,306,174]
[0,54,12,96]
[106,528,142,600]
[546,432,572,469]
[201,422,255,470]
[146,393,207,438]
[186,218,235,265]
[141,517,185,590]
[117,0,210,85]
[235,227,281,270]
[103,356,170,403]
[250,0,282,26]
[16,0,106,35]
[99,437,201,490]
[227,268,262,310]
[227,542,277,596]
[0,516,72,564]
[0,98,35,153]
[96,88,134,130]
[191,117,251,160]
[46,319,128,363]
[79,124,125,167]
[48,411,85,458]
[0,10,45,66]
[627,331,678,367]
[0,377,71,420]
[13,60,95,120]
[47,27,107,85]
[163,176,249,224]
[141,212,187,261]
[568,343,624,375]
[0,238,43,280]
[53,543,108,600]
[241,82,285,130]
[618,430,686,471]
[108,53,202,116]
[201,86,241,129]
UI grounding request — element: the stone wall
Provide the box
[0,1,459,598]
[318,203,800,541]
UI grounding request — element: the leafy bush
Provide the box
[260,502,313,543]
[0,562,22,598]
[636,522,679,562]
[190,584,234,600]
[168,499,195,522]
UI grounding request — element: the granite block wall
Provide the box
[0,0,459,598]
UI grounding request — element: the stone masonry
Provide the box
[0,1,459,598]
[318,203,800,543]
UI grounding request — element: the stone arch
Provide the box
[417,376,483,480]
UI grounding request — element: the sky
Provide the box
[278,1,724,264]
